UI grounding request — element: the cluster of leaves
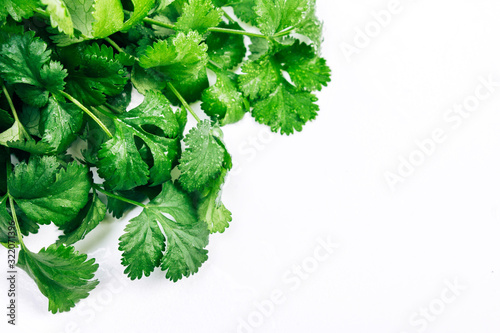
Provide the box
[0,0,330,313]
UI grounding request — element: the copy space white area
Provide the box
[2,0,500,332]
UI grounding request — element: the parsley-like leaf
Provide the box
[178,120,226,192]
[97,91,182,190]
[57,190,106,245]
[8,155,91,226]
[17,244,99,313]
[119,181,209,281]
[176,0,222,34]
[0,0,38,22]
[198,167,231,233]
[252,81,319,135]
[206,22,246,70]
[41,0,74,36]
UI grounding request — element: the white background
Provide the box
[3,0,500,332]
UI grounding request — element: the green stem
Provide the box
[104,37,125,54]
[58,90,113,138]
[1,83,32,141]
[8,195,26,250]
[273,26,295,38]
[166,82,201,122]
[5,150,26,250]
[93,106,117,120]
[142,16,271,39]
[92,184,147,209]
[222,10,235,23]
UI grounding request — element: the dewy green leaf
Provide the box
[206,22,246,70]
[201,72,246,126]
[64,0,96,37]
[238,55,280,100]
[178,120,226,192]
[97,91,182,190]
[40,96,83,152]
[255,0,311,36]
[119,181,209,281]
[91,0,124,38]
[231,0,259,26]
[252,81,319,135]
[198,167,231,233]
[57,191,106,245]
[122,0,156,31]
[0,0,38,22]
[8,155,91,226]
[65,43,128,106]
[0,120,21,145]
[0,198,13,244]
[17,244,99,313]
[176,0,222,34]
[275,40,331,91]
[41,0,74,36]
[138,31,209,103]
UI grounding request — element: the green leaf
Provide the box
[238,55,280,100]
[41,0,74,36]
[139,31,208,83]
[157,0,175,10]
[131,63,168,95]
[255,0,311,36]
[178,120,225,192]
[122,0,156,31]
[201,72,246,126]
[0,198,14,244]
[0,146,7,195]
[275,41,331,91]
[64,0,95,37]
[119,182,209,281]
[105,189,147,218]
[6,139,55,155]
[206,22,245,70]
[176,0,222,34]
[8,155,91,225]
[40,96,83,152]
[0,0,38,22]
[57,191,106,245]
[17,244,99,313]
[18,104,40,137]
[0,108,14,132]
[198,167,231,233]
[231,0,258,26]
[91,0,124,38]
[252,82,319,135]
[65,43,128,106]
[97,91,182,190]
[0,120,21,145]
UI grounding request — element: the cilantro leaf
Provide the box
[40,96,83,152]
[0,120,21,145]
[97,91,182,190]
[119,181,209,281]
[64,0,95,38]
[91,0,124,38]
[198,167,231,233]
[201,71,246,125]
[176,0,222,33]
[18,104,40,137]
[238,55,280,100]
[255,0,311,36]
[17,244,99,313]
[41,0,74,36]
[6,139,55,155]
[231,0,258,26]
[0,198,12,244]
[65,43,128,106]
[252,81,319,135]
[122,0,156,31]
[206,22,246,70]
[57,190,106,245]
[275,41,331,91]
[8,156,91,226]
[178,120,226,192]
[139,31,208,83]
[0,0,38,22]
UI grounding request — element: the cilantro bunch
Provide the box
[0,0,331,313]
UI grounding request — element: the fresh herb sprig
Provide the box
[0,0,331,313]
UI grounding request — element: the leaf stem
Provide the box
[1,83,32,141]
[104,37,125,54]
[58,90,113,138]
[273,26,295,38]
[5,149,26,250]
[141,16,271,39]
[166,82,201,122]
[92,184,147,209]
